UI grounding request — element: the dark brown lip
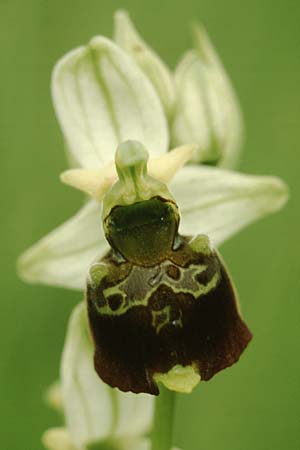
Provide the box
[86,234,252,395]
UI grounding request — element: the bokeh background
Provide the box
[1,0,299,449]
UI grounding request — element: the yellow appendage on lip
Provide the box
[154,364,201,394]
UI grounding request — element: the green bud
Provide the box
[172,24,243,168]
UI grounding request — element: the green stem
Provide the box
[151,386,176,450]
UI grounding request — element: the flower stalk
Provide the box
[151,387,176,450]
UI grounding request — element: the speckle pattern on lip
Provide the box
[86,233,252,395]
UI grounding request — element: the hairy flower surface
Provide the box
[17,10,288,449]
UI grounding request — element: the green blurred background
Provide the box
[1,0,299,449]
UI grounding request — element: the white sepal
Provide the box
[17,200,108,290]
[61,303,113,448]
[171,165,288,246]
[52,37,168,168]
[114,390,153,438]
[114,10,175,118]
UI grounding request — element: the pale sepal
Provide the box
[113,10,175,118]
[171,165,288,246]
[61,302,113,448]
[17,200,108,290]
[52,37,168,168]
[172,24,243,168]
[113,390,153,438]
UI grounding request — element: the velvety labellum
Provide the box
[87,224,252,395]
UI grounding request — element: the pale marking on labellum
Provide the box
[151,306,183,334]
[92,260,220,323]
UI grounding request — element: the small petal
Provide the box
[170,165,288,246]
[42,428,76,450]
[148,144,196,184]
[17,200,108,290]
[52,37,168,168]
[62,303,154,448]
[114,10,175,118]
[172,25,243,168]
[60,161,116,201]
[60,144,195,201]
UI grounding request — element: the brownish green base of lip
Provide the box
[87,235,252,395]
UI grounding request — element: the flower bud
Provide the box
[172,25,243,168]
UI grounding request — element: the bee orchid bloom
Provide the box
[86,140,252,394]
[17,8,288,449]
[18,12,287,293]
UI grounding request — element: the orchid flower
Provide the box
[17,10,288,450]
[18,11,287,291]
